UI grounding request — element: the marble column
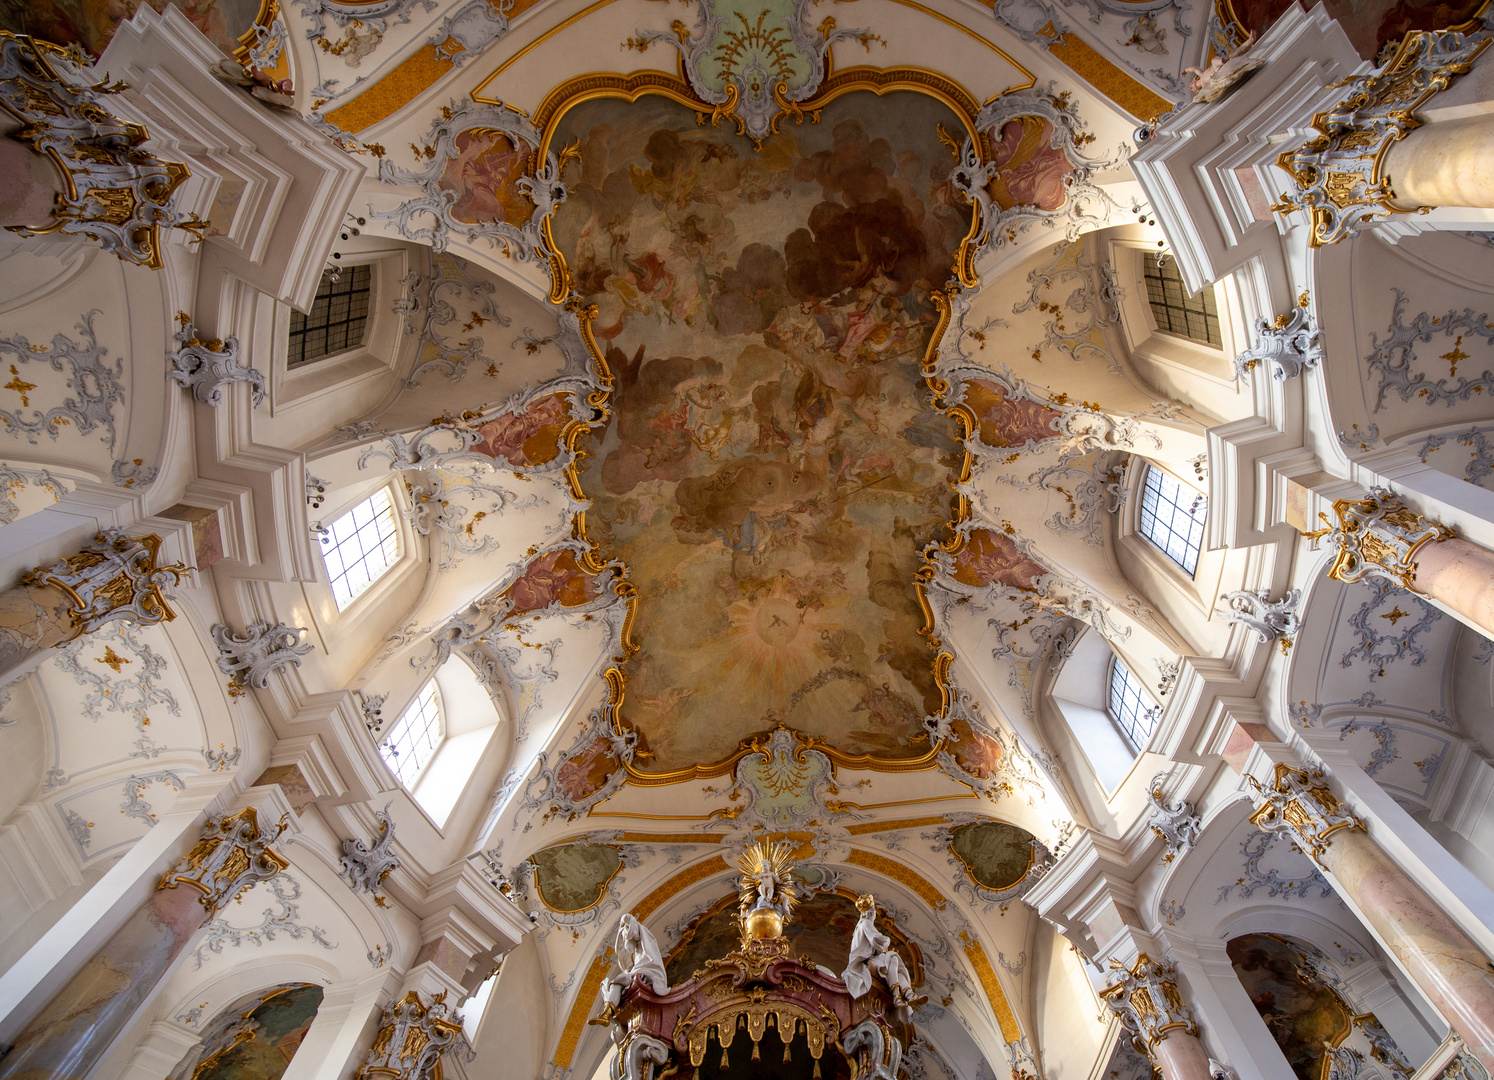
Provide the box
[1269,28,1491,245]
[1101,955,1212,1080]
[1152,1030,1214,1080]
[0,808,287,1080]
[1251,764,1494,1071]
[1401,537,1494,636]
[1384,112,1494,210]
[1307,487,1494,641]
[0,530,184,686]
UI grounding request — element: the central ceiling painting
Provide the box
[547,90,974,774]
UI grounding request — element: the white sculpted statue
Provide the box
[842,894,921,1018]
[1181,31,1261,103]
[736,838,798,921]
[601,913,668,1009]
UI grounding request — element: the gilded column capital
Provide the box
[359,990,469,1080]
[22,529,186,640]
[1101,954,1197,1054]
[1306,486,1453,592]
[1272,27,1490,246]
[159,807,290,917]
[1247,763,1363,859]
[0,31,206,268]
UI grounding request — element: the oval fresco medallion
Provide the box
[529,841,624,913]
[948,820,1037,891]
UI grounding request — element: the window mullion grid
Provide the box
[321,488,400,610]
[1139,467,1205,576]
[1109,661,1158,752]
[381,682,442,787]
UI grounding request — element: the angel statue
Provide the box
[595,914,668,1033]
[843,894,925,1021]
[735,838,799,921]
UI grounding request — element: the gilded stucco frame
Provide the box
[480,55,1022,787]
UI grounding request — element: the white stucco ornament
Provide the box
[1234,294,1325,381]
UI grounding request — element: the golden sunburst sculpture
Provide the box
[734,839,800,944]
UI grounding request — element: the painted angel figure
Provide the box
[599,913,668,1014]
[842,894,925,1020]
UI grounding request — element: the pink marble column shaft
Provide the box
[1152,1031,1214,1080]
[0,579,78,686]
[1413,537,1494,639]
[1384,113,1494,210]
[0,882,205,1080]
[0,129,66,230]
[1320,828,1494,1071]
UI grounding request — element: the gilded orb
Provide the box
[743,907,783,940]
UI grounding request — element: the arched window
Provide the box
[381,680,443,787]
[1144,255,1221,346]
[1138,465,1206,575]
[1108,657,1160,751]
[320,487,400,610]
[288,265,372,367]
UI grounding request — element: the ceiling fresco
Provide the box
[6,0,1418,1077]
[529,841,625,913]
[1,0,268,59]
[1226,934,1354,1080]
[552,90,969,773]
[947,819,1038,891]
[344,52,1185,821]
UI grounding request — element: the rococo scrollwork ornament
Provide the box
[373,101,568,267]
[1234,293,1325,381]
[1217,588,1302,652]
[212,621,314,696]
[1145,773,1202,863]
[1306,486,1454,592]
[167,316,267,408]
[340,801,401,907]
[0,31,207,268]
[628,0,885,144]
[358,990,469,1080]
[1101,954,1197,1054]
[292,0,436,47]
[953,86,1129,257]
[1248,762,1363,859]
[159,807,290,917]
[1273,27,1491,247]
[23,529,185,639]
